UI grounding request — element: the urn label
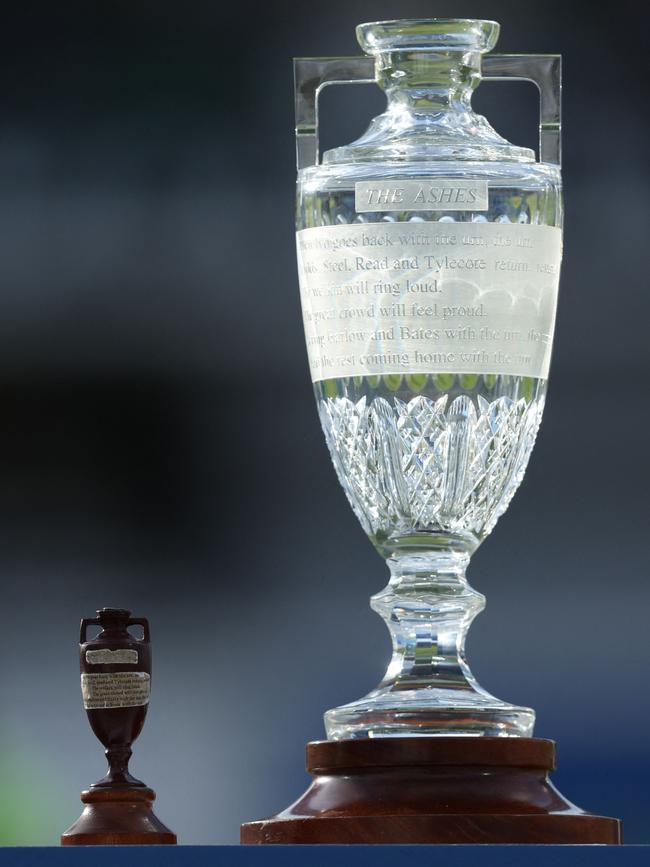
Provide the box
[85,648,139,665]
[81,671,151,709]
[355,179,489,213]
[297,221,562,382]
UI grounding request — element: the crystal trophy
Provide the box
[242,19,620,844]
[296,18,562,739]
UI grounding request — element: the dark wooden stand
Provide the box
[241,738,621,844]
[61,787,177,845]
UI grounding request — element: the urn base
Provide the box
[61,787,177,845]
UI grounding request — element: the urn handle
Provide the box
[293,54,561,169]
[127,617,151,642]
[80,617,100,643]
[79,615,150,643]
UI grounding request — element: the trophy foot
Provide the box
[324,690,534,739]
[241,738,621,844]
[61,787,177,846]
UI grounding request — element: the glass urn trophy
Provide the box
[242,19,620,845]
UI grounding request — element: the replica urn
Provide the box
[61,607,176,845]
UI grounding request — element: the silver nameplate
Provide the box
[355,179,489,213]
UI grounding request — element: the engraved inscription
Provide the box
[296,222,562,382]
[355,179,489,213]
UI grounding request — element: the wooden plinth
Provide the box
[61,787,177,845]
[241,738,621,845]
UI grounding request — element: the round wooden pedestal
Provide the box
[241,738,621,845]
[61,787,177,845]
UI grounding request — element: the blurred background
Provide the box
[0,0,647,846]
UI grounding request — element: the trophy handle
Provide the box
[293,54,561,169]
[80,617,101,643]
[79,615,150,642]
[127,617,151,642]
[293,56,374,170]
[482,54,562,166]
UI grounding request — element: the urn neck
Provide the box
[96,608,132,640]
[376,49,480,112]
[320,17,533,165]
[358,19,498,112]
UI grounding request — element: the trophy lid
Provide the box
[356,19,500,55]
[96,607,132,626]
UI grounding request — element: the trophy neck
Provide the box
[373,53,483,114]
[386,548,471,590]
[95,607,133,639]
[322,18,534,165]
[359,19,493,114]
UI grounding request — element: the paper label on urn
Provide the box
[81,671,150,709]
[296,222,562,382]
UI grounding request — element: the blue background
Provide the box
[0,0,647,846]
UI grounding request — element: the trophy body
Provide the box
[81,608,151,786]
[242,19,621,844]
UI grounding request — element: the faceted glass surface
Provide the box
[316,376,545,556]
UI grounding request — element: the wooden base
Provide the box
[241,738,621,845]
[61,787,177,845]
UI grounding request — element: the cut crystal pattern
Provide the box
[318,391,545,546]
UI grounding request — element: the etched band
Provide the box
[297,221,562,382]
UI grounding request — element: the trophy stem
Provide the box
[324,545,535,739]
[92,745,145,788]
[374,549,484,693]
